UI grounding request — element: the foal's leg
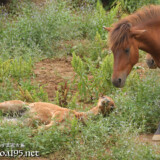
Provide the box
[37,121,55,130]
[152,123,160,141]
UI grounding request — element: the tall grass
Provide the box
[0,57,33,80]
[0,0,119,59]
[114,0,160,13]
[72,50,114,101]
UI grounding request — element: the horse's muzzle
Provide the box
[112,77,125,88]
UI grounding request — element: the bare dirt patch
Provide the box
[32,0,46,5]
[33,57,153,101]
[138,134,160,145]
[33,57,75,101]
[136,134,160,154]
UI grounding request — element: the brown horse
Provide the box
[105,5,160,141]
[146,54,157,69]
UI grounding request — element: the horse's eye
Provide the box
[125,48,130,54]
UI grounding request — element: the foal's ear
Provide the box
[103,26,112,32]
[130,28,146,38]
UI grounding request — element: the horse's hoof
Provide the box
[152,134,160,141]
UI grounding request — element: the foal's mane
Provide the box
[109,5,160,50]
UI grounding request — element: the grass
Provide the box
[0,0,160,159]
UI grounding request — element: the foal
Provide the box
[0,96,116,130]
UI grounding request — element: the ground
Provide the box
[32,0,46,5]
[0,0,160,159]
[1,134,159,160]
[33,57,149,101]
[33,57,75,101]
[33,57,160,156]
[0,57,159,159]
[137,134,160,154]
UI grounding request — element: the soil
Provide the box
[33,57,75,101]
[137,134,160,154]
[138,134,160,145]
[33,56,149,101]
[1,134,159,160]
[32,0,46,5]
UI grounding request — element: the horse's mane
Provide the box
[109,5,160,50]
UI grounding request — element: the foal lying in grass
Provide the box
[0,96,116,130]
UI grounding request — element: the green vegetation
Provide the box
[115,0,160,13]
[0,0,160,159]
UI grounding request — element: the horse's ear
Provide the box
[103,26,112,32]
[130,28,146,38]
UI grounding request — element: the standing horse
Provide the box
[146,53,157,69]
[105,5,160,141]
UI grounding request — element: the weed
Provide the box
[71,32,115,101]
[0,57,33,81]
[115,0,160,13]
[17,81,49,102]
[55,82,70,107]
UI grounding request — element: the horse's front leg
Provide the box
[152,123,160,141]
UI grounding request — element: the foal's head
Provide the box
[105,21,146,88]
[97,96,116,116]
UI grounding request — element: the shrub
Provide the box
[71,49,114,101]
[115,0,160,13]
[0,57,33,81]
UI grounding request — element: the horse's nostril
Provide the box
[118,78,121,84]
[151,60,154,65]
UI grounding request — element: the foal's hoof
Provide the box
[152,134,160,141]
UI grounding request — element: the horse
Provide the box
[104,5,160,141]
[146,53,157,69]
[0,96,116,130]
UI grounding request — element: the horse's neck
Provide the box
[136,19,160,67]
[139,44,160,67]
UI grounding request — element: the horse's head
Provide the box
[104,23,146,88]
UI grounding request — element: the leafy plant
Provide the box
[55,82,70,107]
[0,57,33,81]
[114,0,160,13]
[72,51,114,101]
[16,82,49,102]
